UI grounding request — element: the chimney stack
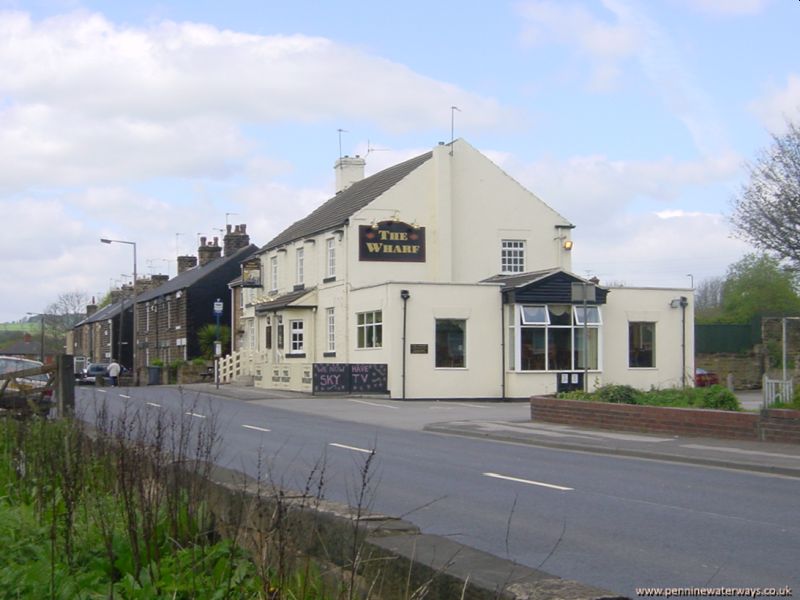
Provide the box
[334,155,366,193]
[223,223,250,256]
[86,300,98,317]
[198,236,222,267]
[177,255,197,274]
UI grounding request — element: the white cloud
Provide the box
[496,151,741,223]
[516,0,642,90]
[677,0,770,16]
[750,74,800,133]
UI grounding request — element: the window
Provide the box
[356,310,382,348]
[265,316,272,350]
[290,320,304,353]
[514,304,601,371]
[436,319,466,368]
[326,307,335,352]
[270,256,278,292]
[167,299,171,329]
[326,238,336,279]
[277,315,284,349]
[629,322,655,368]
[296,248,304,285]
[501,240,525,273]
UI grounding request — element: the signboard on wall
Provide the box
[312,363,389,394]
[241,259,262,287]
[358,221,426,262]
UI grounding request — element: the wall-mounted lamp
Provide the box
[563,240,574,251]
[410,220,419,230]
[392,211,400,222]
[370,220,379,230]
[400,289,410,300]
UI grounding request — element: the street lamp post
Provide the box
[101,238,138,382]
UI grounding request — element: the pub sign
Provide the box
[358,220,426,262]
[241,259,262,287]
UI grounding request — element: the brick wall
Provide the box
[760,409,800,444]
[530,397,800,443]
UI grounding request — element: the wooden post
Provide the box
[56,354,75,417]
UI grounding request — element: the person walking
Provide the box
[108,359,121,387]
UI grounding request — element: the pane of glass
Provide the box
[436,319,466,368]
[574,306,600,325]
[357,313,365,326]
[520,328,545,370]
[573,328,599,369]
[548,328,572,370]
[358,327,365,348]
[374,324,382,347]
[548,305,572,326]
[521,305,547,324]
[375,310,382,324]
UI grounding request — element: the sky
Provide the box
[1,0,797,322]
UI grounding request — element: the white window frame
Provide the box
[356,310,383,349]
[326,307,335,352]
[326,238,336,279]
[289,319,304,353]
[296,247,304,285]
[501,240,525,274]
[513,304,602,372]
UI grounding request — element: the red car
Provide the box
[695,368,720,387]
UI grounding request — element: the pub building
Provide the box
[229,139,693,399]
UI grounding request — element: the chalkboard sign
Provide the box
[312,363,389,394]
[313,363,350,393]
[350,363,388,394]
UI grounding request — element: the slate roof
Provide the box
[484,269,609,304]
[136,244,259,303]
[72,300,126,328]
[254,287,317,313]
[264,151,434,250]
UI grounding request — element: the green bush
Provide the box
[558,383,741,411]
[697,385,741,411]
[596,384,642,405]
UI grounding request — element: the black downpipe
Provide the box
[500,293,506,401]
[401,289,410,400]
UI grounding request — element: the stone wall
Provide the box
[530,397,800,443]
[696,351,763,390]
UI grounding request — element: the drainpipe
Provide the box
[680,296,688,388]
[500,294,506,401]
[400,289,410,400]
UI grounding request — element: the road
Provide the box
[76,385,800,598]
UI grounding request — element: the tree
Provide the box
[42,290,89,355]
[731,120,800,266]
[718,254,800,323]
[694,276,725,323]
[197,324,231,360]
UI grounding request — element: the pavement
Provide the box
[183,383,800,479]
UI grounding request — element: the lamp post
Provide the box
[101,238,137,382]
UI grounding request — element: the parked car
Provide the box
[0,356,49,390]
[695,368,720,387]
[78,363,110,385]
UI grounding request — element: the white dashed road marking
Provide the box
[329,442,374,454]
[186,412,206,419]
[146,402,161,408]
[242,424,271,433]
[347,399,398,409]
[119,394,131,399]
[483,472,573,491]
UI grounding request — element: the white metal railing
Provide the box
[763,375,793,408]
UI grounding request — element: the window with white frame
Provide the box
[277,315,284,349]
[270,256,278,292]
[629,322,655,368]
[501,240,525,273]
[435,319,466,368]
[326,238,336,279]
[326,307,335,352]
[296,248,304,285]
[511,304,601,371]
[290,320,304,353]
[356,310,382,349]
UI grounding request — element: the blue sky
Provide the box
[1,0,797,321]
